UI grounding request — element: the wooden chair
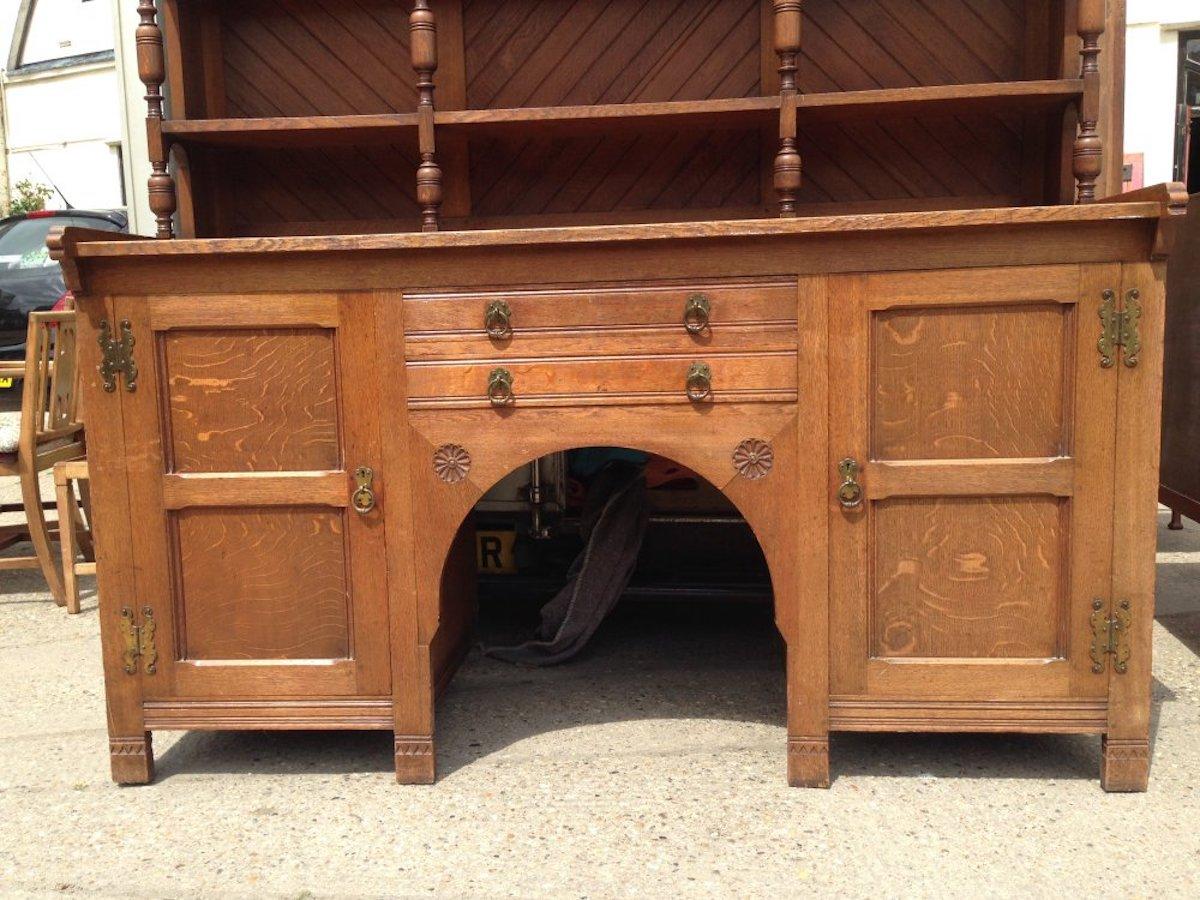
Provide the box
[53,460,94,614]
[0,311,86,605]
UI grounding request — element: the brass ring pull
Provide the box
[485,299,513,340]
[684,293,711,335]
[837,458,864,510]
[686,362,712,402]
[488,367,515,406]
[352,466,376,514]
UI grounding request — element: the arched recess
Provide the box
[393,403,829,787]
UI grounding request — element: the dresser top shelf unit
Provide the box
[139,0,1123,239]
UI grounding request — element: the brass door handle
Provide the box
[684,293,711,334]
[352,466,377,514]
[837,458,864,509]
[686,362,712,401]
[488,367,515,406]
[485,299,513,339]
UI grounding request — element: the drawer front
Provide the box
[404,278,797,339]
[406,321,798,362]
[407,353,797,408]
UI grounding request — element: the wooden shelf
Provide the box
[162,81,1080,154]
[162,114,419,149]
[797,80,1084,124]
[434,96,782,138]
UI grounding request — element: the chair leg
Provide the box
[21,459,66,606]
[54,472,81,615]
[76,476,95,559]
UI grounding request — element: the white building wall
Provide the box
[1125,0,1200,186]
[0,0,128,214]
[113,0,149,234]
[4,64,124,209]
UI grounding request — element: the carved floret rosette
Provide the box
[433,444,471,483]
[732,438,774,480]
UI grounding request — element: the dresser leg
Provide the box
[1100,735,1150,792]
[787,736,830,788]
[1167,508,1184,530]
[109,733,154,785]
[394,734,436,784]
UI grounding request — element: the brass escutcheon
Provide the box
[352,466,377,514]
[484,299,513,340]
[837,458,864,509]
[488,367,515,406]
[684,293,711,335]
[686,362,712,401]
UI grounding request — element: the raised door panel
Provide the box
[117,293,391,699]
[829,265,1117,701]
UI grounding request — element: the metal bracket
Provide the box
[1090,599,1132,675]
[98,319,138,392]
[1097,289,1141,369]
[118,606,157,676]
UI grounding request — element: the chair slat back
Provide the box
[25,311,80,440]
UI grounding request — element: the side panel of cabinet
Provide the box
[1104,261,1166,789]
[76,294,152,780]
[116,292,392,699]
[829,264,1117,702]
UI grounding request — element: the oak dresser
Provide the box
[51,0,1186,791]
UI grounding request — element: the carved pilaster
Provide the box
[137,1,176,239]
[1073,0,1105,204]
[411,0,443,232]
[773,1,803,216]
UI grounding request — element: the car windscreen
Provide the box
[0,217,121,272]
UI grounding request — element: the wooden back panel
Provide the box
[1160,194,1200,522]
[219,0,416,117]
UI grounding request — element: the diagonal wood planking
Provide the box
[463,0,765,218]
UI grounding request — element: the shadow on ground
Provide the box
[156,600,1142,785]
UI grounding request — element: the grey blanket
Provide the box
[484,463,648,666]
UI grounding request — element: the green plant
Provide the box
[8,178,54,216]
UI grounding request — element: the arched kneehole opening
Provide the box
[433,447,785,758]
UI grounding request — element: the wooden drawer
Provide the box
[407,352,797,408]
[406,321,797,361]
[404,278,797,339]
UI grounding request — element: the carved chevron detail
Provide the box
[109,738,150,757]
[394,736,434,758]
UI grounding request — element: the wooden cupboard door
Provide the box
[829,265,1116,700]
[116,293,391,699]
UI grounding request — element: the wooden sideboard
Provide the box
[53,190,1184,791]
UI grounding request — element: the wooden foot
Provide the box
[394,735,436,784]
[1101,736,1150,792]
[1168,508,1184,530]
[109,734,154,785]
[787,737,830,788]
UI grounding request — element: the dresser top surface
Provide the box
[65,200,1175,261]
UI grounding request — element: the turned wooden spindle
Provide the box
[1073,0,1105,203]
[773,1,802,217]
[137,0,176,239]
[411,0,442,232]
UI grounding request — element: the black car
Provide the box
[0,209,128,367]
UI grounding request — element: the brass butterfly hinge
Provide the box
[1090,599,1132,675]
[1098,289,1142,369]
[98,319,138,392]
[118,606,158,676]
